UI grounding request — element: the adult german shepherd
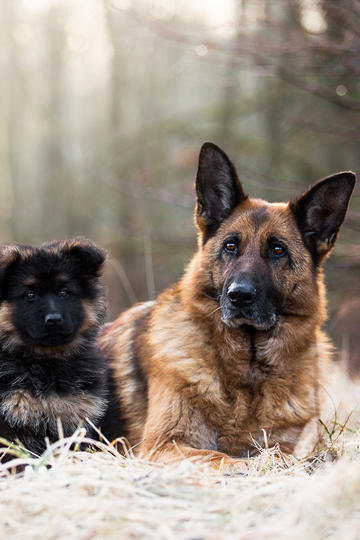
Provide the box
[101,143,356,471]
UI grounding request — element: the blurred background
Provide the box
[0,0,359,369]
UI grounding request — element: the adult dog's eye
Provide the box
[224,241,238,254]
[24,291,36,300]
[58,288,69,297]
[273,245,285,257]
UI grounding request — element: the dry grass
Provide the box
[0,425,360,540]
[1,365,360,540]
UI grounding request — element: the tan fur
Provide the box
[101,302,154,445]
[1,389,107,434]
[0,302,23,350]
[100,174,352,472]
[1,244,34,263]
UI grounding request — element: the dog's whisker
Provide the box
[208,306,222,316]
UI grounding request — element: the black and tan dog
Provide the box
[101,143,356,471]
[0,238,121,461]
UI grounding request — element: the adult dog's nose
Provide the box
[45,313,63,327]
[227,281,257,307]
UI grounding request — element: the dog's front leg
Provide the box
[137,377,249,473]
[139,439,249,473]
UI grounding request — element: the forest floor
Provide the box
[1,366,360,540]
[1,424,360,539]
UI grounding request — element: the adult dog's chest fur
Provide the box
[184,349,318,456]
[150,302,320,456]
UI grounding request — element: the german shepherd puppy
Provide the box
[0,238,117,460]
[101,143,356,471]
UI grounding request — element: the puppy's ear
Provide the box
[195,142,247,242]
[65,238,106,277]
[290,172,356,264]
[0,244,23,294]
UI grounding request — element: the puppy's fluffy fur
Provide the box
[0,238,120,460]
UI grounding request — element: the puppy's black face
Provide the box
[0,239,106,350]
[8,266,86,347]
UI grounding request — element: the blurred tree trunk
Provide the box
[42,6,70,239]
[262,3,303,192]
[1,0,21,242]
[0,104,14,242]
[105,2,130,238]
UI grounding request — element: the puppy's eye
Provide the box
[58,288,69,297]
[273,245,285,256]
[224,241,238,254]
[24,291,36,300]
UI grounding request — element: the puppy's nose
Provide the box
[227,281,256,307]
[45,313,63,327]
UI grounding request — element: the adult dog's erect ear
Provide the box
[290,171,356,264]
[195,142,247,242]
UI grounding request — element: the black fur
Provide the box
[99,366,126,444]
[0,349,107,455]
[196,142,248,243]
[290,172,356,264]
[0,238,118,461]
